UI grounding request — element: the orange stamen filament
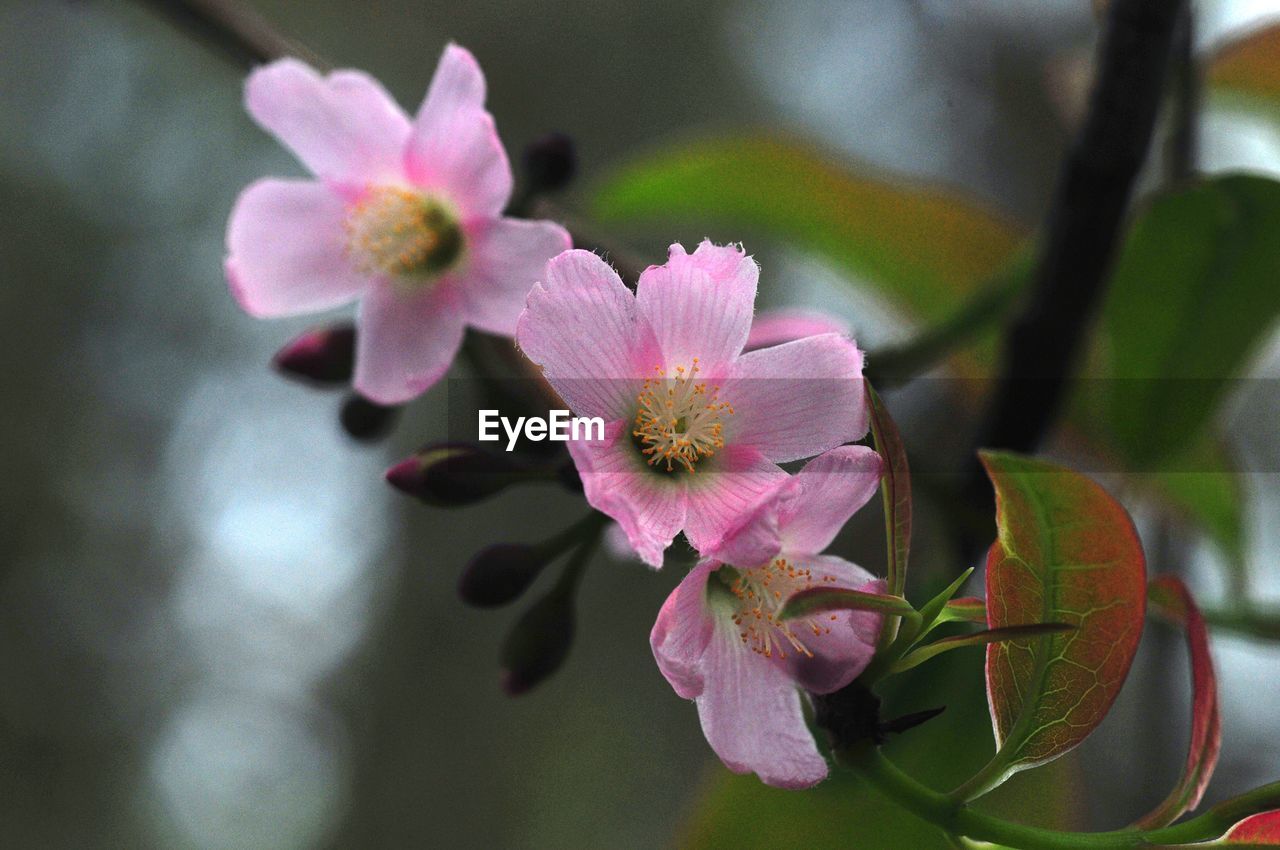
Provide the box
[729,558,839,660]
[632,359,734,473]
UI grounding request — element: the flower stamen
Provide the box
[728,558,839,660]
[632,359,734,473]
[345,186,462,280]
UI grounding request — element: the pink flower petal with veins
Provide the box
[227,44,569,403]
[517,241,868,568]
[650,486,884,791]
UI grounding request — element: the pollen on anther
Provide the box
[632,360,733,473]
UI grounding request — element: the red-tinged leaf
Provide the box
[958,451,1147,799]
[1134,576,1221,829]
[940,597,987,625]
[867,384,911,597]
[780,587,915,621]
[1225,810,1280,844]
[891,623,1074,674]
[1209,23,1280,101]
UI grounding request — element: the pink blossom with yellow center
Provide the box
[651,446,885,789]
[515,241,869,567]
[225,44,570,403]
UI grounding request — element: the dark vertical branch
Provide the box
[135,0,325,68]
[962,0,1188,508]
[1165,4,1200,185]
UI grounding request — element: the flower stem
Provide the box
[844,745,1269,850]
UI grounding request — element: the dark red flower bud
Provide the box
[522,132,577,194]
[273,323,356,385]
[339,394,399,442]
[385,443,527,507]
[459,544,552,607]
[500,585,576,696]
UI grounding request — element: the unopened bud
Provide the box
[522,132,577,194]
[273,323,355,384]
[339,394,400,442]
[500,586,575,696]
[386,443,526,507]
[458,544,553,607]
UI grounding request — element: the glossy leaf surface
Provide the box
[975,451,1147,791]
[1135,576,1221,829]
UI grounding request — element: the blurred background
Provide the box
[4,0,1280,847]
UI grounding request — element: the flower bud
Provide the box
[339,394,400,442]
[500,586,575,696]
[522,132,577,194]
[386,443,526,507]
[273,323,356,384]
[458,544,551,607]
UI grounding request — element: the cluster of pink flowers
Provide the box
[228,44,885,789]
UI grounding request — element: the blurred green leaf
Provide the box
[1103,175,1280,466]
[592,136,1024,322]
[1152,437,1245,566]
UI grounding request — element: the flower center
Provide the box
[632,359,734,473]
[726,558,839,660]
[344,186,463,280]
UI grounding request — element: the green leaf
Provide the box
[867,384,911,599]
[891,623,1075,675]
[913,570,978,644]
[780,588,916,621]
[957,451,1148,800]
[937,597,987,626]
[592,136,1024,323]
[1102,175,1280,466]
[1152,436,1246,568]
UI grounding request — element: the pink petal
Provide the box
[781,558,883,694]
[635,241,757,380]
[724,334,868,463]
[245,59,411,184]
[460,217,572,336]
[746,308,851,351]
[778,446,883,556]
[565,421,685,568]
[696,619,829,789]
[517,250,659,421]
[699,480,793,569]
[683,446,790,562]
[353,279,466,404]
[225,178,368,318]
[405,44,512,220]
[650,560,718,699]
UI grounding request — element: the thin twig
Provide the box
[961,0,1189,531]
[137,0,325,68]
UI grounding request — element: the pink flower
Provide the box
[515,241,869,567]
[745,308,851,352]
[226,45,571,404]
[650,446,885,789]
